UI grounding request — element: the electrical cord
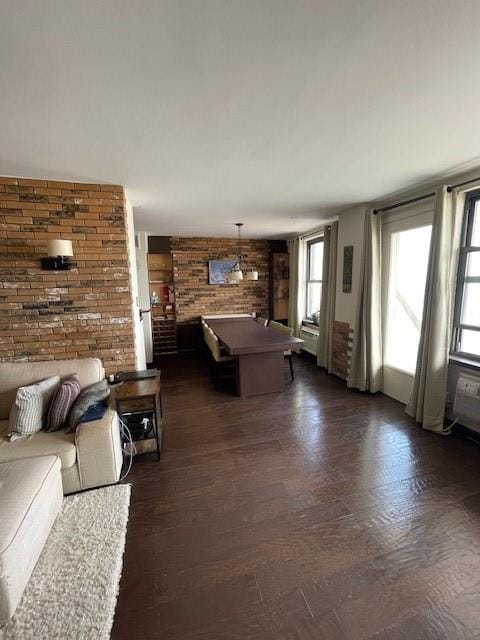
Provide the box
[119,416,136,481]
[443,417,459,435]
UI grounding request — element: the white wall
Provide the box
[136,232,153,363]
[334,204,366,326]
[125,196,147,370]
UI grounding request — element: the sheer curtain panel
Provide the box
[347,209,383,392]
[406,186,465,432]
[288,237,305,336]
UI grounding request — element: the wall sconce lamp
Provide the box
[41,239,76,271]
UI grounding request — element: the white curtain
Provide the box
[317,221,338,371]
[347,209,383,392]
[406,186,465,432]
[288,237,306,336]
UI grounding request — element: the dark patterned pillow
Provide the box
[66,379,110,432]
[46,374,81,432]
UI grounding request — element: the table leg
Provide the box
[158,389,163,418]
[236,351,284,397]
[153,394,162,460]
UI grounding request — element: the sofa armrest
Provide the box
[75,407,123,490]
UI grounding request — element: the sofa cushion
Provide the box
[8,376,60,441]
[0,358,104,420]
[0,420,77,469]
[0,456,63,623]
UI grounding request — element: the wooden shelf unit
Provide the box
[148,253,178,355]
[269,252,290,321]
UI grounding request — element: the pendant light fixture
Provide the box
[227,223,258,283]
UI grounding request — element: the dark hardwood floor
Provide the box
[111,352,480,640]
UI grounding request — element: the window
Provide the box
[452,191,480,360]
[306,238,324,319]
[384,224,432,374]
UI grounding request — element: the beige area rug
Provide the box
[0,484,131,640]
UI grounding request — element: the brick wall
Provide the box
[331,320,353,379]
[171,237,270,324]
[0,176,136,373]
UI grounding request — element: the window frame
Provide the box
[305,236,324,320]
[452,189,480,362]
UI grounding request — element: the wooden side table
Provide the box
[113,373,162,461]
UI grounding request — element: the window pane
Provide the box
[472,202,480,247]
[459,329,480,357]
[385,225,432,374]
[309,241,324,280]
[307,282,322,318]
[466,251,480,277]
[461,282,480,327]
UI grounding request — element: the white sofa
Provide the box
[0,358,123,495]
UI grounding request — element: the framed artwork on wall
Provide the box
[342,245,353,293]
[208,260,238,284]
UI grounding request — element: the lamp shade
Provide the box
[47,239,73,257]
[245,271,258,281]
[228,270,243,282]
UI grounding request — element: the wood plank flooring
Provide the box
[111,352,480,640]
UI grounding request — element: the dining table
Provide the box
[207,317,304,397]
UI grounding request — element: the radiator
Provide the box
[453,374,480,434]
[299,326,319,356]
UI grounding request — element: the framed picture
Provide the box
[208,260,238,285]
[342,245,353,293]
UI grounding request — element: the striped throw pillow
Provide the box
[46,374,81,432]
[8,375,61,441]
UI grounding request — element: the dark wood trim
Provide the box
[452,422,480,445]
[148,235,171,253]
[449,355,480,372]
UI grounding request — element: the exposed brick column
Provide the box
[0,177,136,373]
[332,320,353,379]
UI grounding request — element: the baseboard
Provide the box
[452,422,480,446]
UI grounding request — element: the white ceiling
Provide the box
[1,1,480,239]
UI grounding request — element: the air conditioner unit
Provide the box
[453,374,480,434]
[299,326,319,356]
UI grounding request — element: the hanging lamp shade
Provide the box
[228,223,258,283]
[228,270,243,282]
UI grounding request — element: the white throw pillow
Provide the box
[8,376,61,441]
